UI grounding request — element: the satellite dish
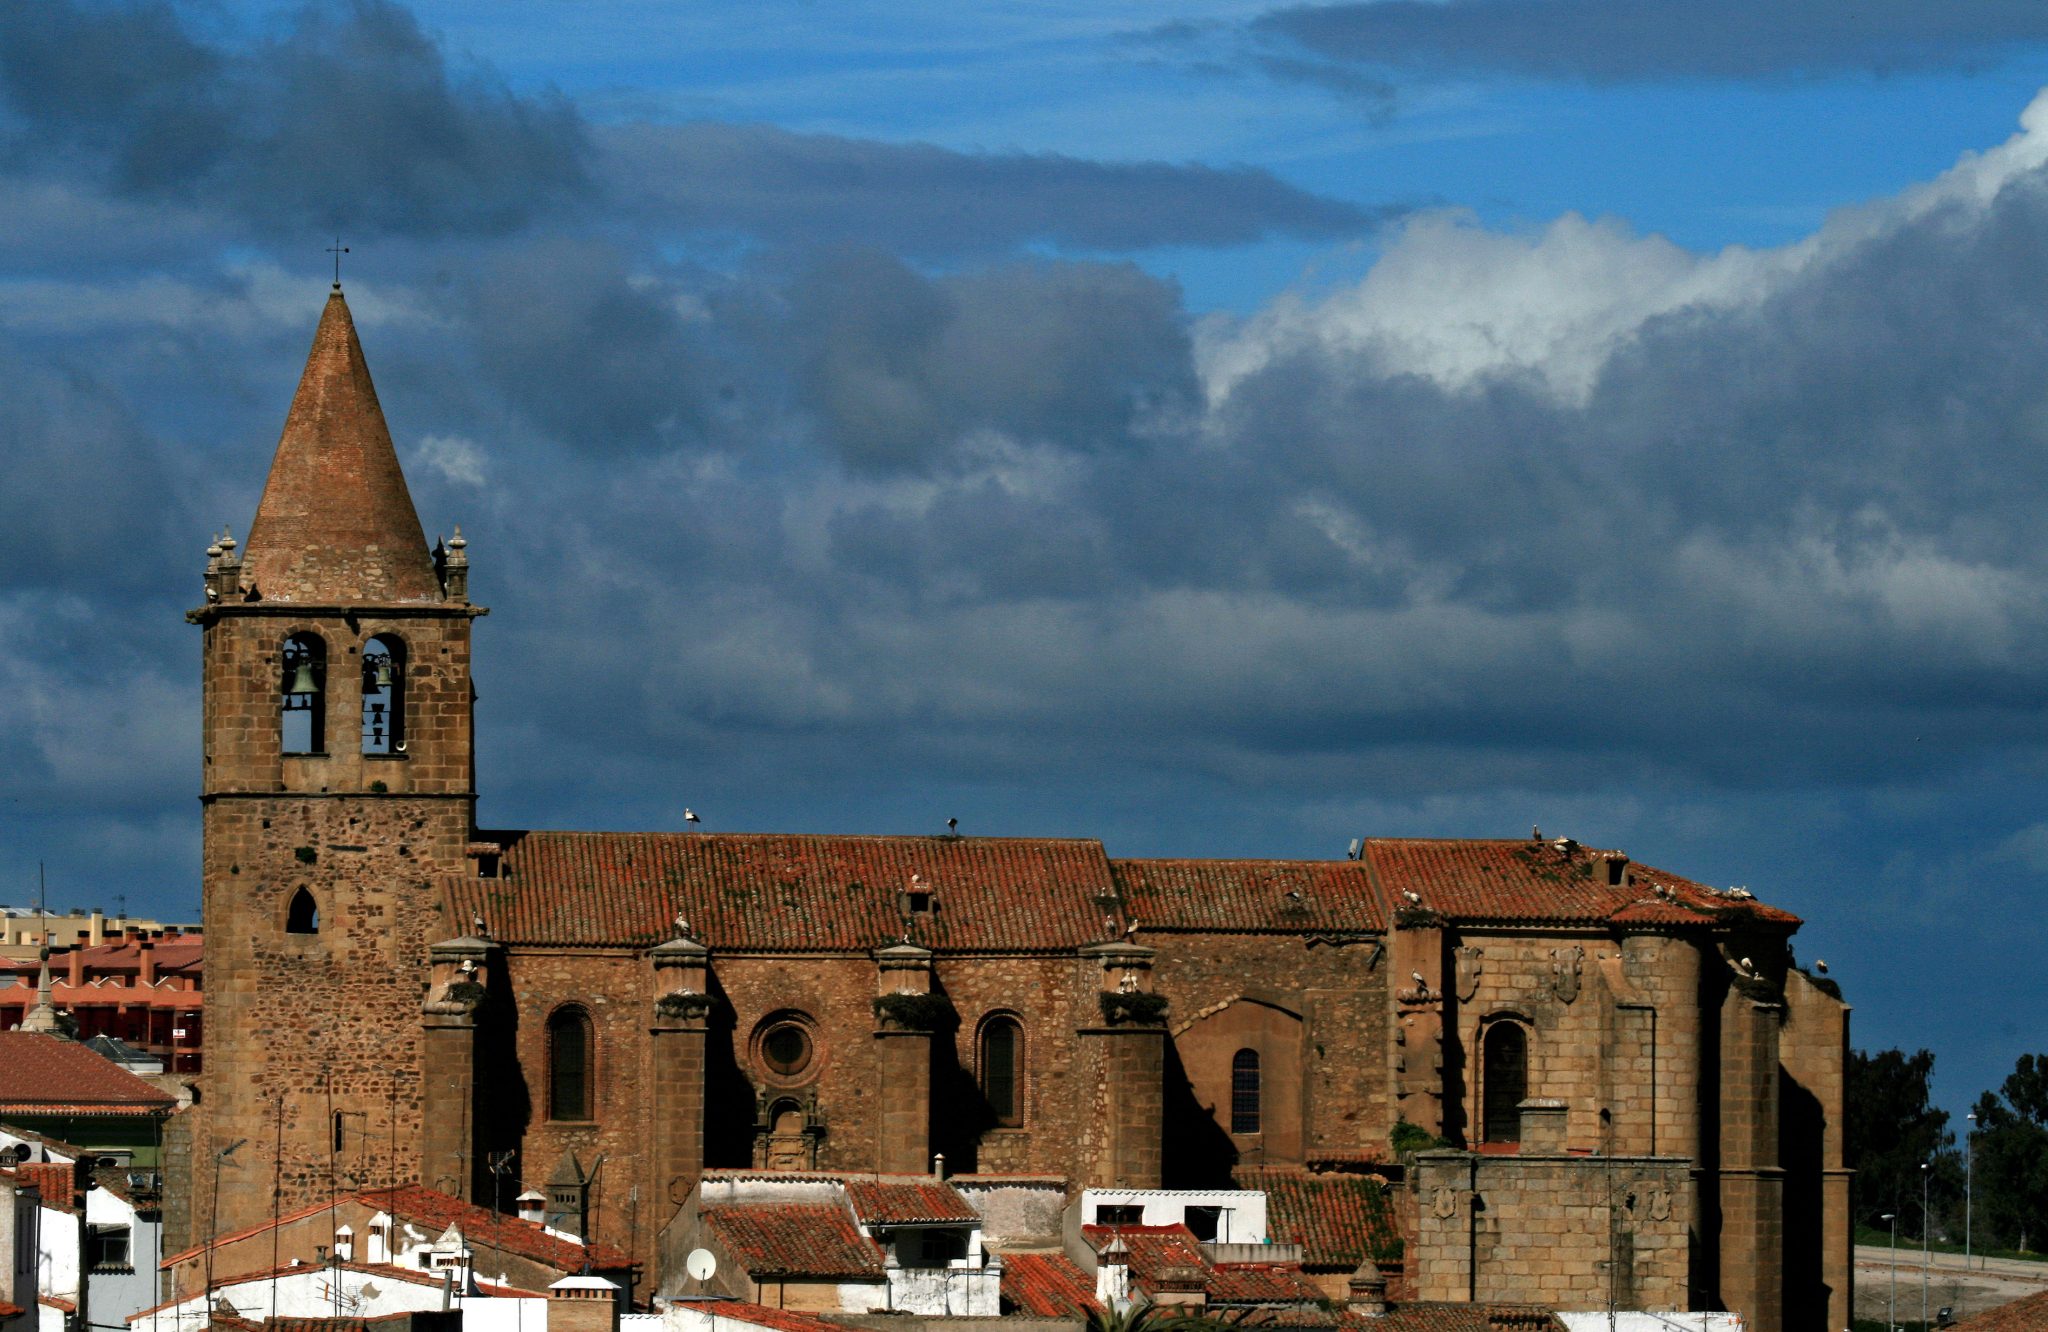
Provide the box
[686,1249,717,1283]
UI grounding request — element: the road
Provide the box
[1853,1243,2048,1324]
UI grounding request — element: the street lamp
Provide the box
[1883,1212,1897,1332]
[1967,1111,1977,1277]
[1922,1162,1931,1330]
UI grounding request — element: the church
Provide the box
[177,287,1851,1332]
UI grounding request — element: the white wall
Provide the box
[130,1267,550,1332]
[1077,1190,1267,1243]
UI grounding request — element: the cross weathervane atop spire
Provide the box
[328,237,350,290]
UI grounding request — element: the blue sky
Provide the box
[4,0,2047,1125]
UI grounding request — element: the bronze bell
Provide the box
[289,661,319,695]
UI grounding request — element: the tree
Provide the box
[1847,1048,1954,1235]
[1969,1053,2048,1253]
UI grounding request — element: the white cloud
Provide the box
[1199,87,2048,406]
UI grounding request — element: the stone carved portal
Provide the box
[752,1092,825,1169]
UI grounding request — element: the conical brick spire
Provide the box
[240,289,441,603]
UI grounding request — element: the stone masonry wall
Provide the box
[198,605,476,1235]
[1413,1150,1693,1309]
[1146,934,1389,1166]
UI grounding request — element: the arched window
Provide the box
[1482,1021,1529,1144]
[548,1007,594,1122]
[281,634,326,755]
[286,887,319,935]
[1230,1048,1261,1134]
[361,634,406,755]
[980,1016,1022,1126]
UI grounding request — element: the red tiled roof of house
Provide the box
[364,1184,635,1272]
[39,1297,77,1313]
[0,1033,176,1111]
[1240,1169,1404,1268]
[1081,1224,1213,1297]
[703,1203,885,1279]
[999,1252,1101,1318]
[1112,860,1385,935]
[240,289,441,605]
[17,1161,77,1210]
[1208,1262,1329,1305]
[1228,1309,1344,1327]
[1352,1306,1562,1332]
[844,1179,976,1225]
[711,1304,853,1332]
[1363,839,1799,928]
[447,831,1115,951]
[159,1184,633,1272]
[0,1303,22,1320]
[1953,1288,2048,1331]
[0,936,203,979]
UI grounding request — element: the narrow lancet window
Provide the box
[549,1007,594,1122]
[1483,1021,1529,1143]
[287,888,320,935]
[1231,1048,1261,1134]
[981,1017,1021,1126]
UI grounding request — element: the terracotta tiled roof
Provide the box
[448,831,1114,951]
[704,1203,885,1279]
[1227,1309,1343,1327]
[1208,1262,1329,1305]
[240,290,442,604]
[1112,860,1385,935]
[1241,1169,1404,1267]
[0,936,203,979]
[710,1304,853,1332]
[844,1179,976,1225]
[159,1184,633,1273]
[1081,1224,1213,1297]
[1363,839,1799,928]
[1953,1288,2048,1331]
[999,1252,1101,1318]
[0,1303,22,1320]
[364,1183,635,1272]
[17,1161,77,1210]
[1354,1306,1562,1332]
[0,1033,176,1111]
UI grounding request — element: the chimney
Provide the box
[138,940,157,987]
[1095,1233,1131,1309]
[1346,1259,1388,1318]
[65,948,84,988]
[547,1276,620,1332]
[1517,1099,1569,1153]
[516,1191,545,1224]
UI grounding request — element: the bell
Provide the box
[372,659,394,690]
[289,661,319,695]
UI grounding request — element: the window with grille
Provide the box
[1231,1048,1261,1134]
[549,1007,593,1121]
[981,1017,1021,1125]
[1483,1021,1529,1144]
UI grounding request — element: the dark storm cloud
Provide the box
[776,249,1197,473]
[1252,0,2048,83]
[603,122,1380,256]
[0,0,589,238]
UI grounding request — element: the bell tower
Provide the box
[188,285,486,1232]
